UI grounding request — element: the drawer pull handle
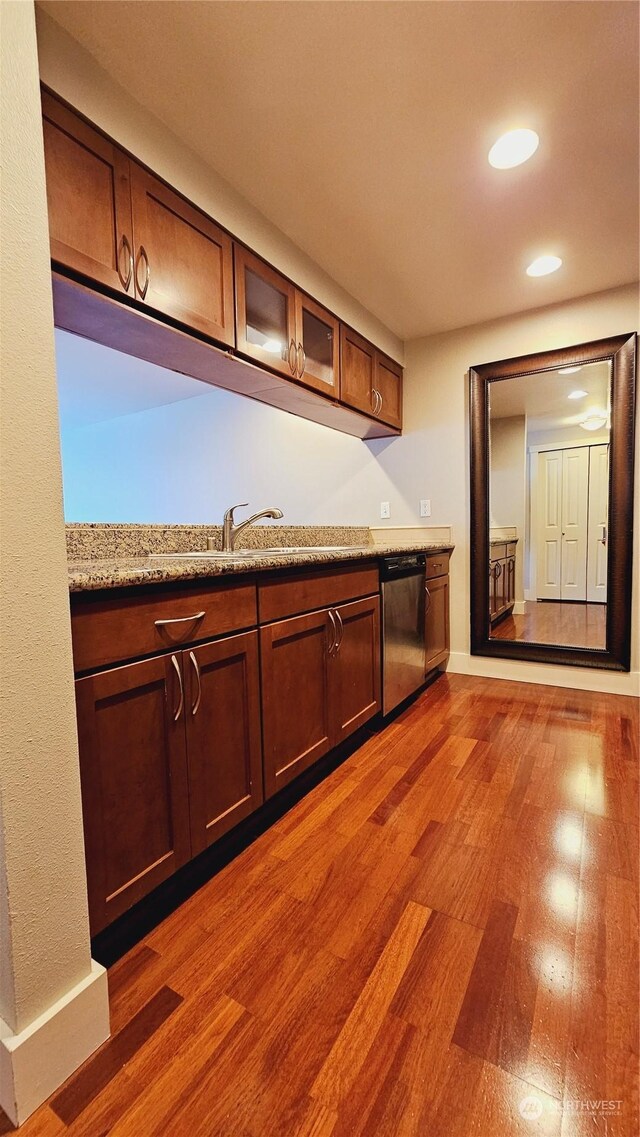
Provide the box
[430,562,442,570]
[335,609,344,653]
[171,654,184,722]
[189,651,202,716]
[155,611,206,630]
[327,609,338,656]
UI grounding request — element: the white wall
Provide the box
[489,415,526,600]
[60,380,411,526]
[0,2,108,1123]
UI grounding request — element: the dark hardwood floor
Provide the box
[491,601,607,649]
[7,674,638,1136]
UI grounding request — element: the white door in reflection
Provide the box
[536,447,594,601]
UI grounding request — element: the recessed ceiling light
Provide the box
[488,128,539,169]
[580,412,608,431]
[559,367,582,375]
[526,255,562,277]
[568,389,588,400]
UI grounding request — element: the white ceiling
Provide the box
[489,359,611,432]
[55,330,213,429]
[38,1,639,340]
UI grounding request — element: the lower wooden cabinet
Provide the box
[260,595,381,797]
[75,653,191,934]
[76,631,262,933]
[425,572,450,673]
[184,632,263,855]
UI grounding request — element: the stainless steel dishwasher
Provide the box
[381,553,426,716]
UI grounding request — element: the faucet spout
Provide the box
[221,503,284,552]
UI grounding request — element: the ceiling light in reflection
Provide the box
[546,871,579,921]
[580,412,608,431]
[488,128,539,169]
[567,389,588,399]
[262,339,283,354]
[526,255,562,277]
[555,818,583,861]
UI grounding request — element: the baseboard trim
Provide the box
[0,960,109,1125]
[513,600,526,615]
[447,651,640,696]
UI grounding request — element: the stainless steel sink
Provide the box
[150,546,369,560]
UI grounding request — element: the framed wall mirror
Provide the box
[470,332,637,671]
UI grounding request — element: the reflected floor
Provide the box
[491,600,606,649]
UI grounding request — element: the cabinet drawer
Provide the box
[490,543,507,562]
[507,542,517,557]
[425,552,450,579]
[258,562,379,624]
[71,580,257,672]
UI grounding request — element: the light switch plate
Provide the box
[420,499,431,517]
[380,501,391,518]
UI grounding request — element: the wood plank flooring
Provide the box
[7,675,638,1136]
[491,601,606,649]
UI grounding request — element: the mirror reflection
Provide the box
[488,359,611,649]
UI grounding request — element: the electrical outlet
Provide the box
[380,501,391,519]
[420,499,431,518]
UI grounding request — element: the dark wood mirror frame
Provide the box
[470,332,637,671]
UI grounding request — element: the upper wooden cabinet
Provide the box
[234,246,297,378]
[42,88,402,435]
[375,352,403,429]
[41,91,134,296]
[41,91,234,346]
[129,164,234,345]
[235,246,339,398]
[340,326,403,429]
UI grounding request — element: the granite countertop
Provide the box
[489,537,519,546]
[68,536,454,592]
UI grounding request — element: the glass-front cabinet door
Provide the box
[234,246,297,378]
[295,293,339,398]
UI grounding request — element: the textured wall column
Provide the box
[0,1,109,1123]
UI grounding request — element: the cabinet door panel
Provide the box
[375,353,403,429]
[340,325,376,415]
[296,292,339,397]
[185,633,262,854]
[260,610,332,797]
[235,246,297,377]
[332,595,381,744]
[42,91,133,294]
[425,574,450,672]
[75,655,191,934]
[130,164,234,345]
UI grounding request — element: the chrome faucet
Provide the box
[217,502,284,553]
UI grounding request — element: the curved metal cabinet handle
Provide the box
[171,654,184,722]
[297,342,306,378]
[370,387,378,413]
[377,390,384,416]
[135,245,150,299]
[117,234,133,291]
[496,562,502,578]
[424,585,432,615]
[327,609,338,655]
[288,338,297,373]
[189,651,202,716]
[335,609,344,652]
[155,611,206,629]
